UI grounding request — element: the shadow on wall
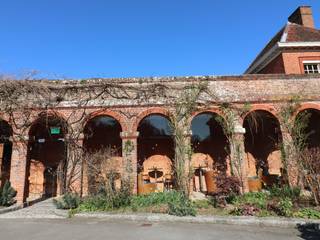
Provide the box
[296,109,320,149]
[83,115,122,155]
[137,114,174,172]
[243,110,282,175]
[296,223,320,240]
[191,112,230,173]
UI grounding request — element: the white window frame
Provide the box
[303,60,320,74]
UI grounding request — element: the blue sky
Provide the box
[0,1,319,79]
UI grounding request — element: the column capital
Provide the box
[11,135,29,143]
[233,125,246,135]
[183,130,192,137]
[120,131,139,139]
[65,133,84,141]
[78,133,85,141]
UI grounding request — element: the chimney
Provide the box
[288,6,315,28]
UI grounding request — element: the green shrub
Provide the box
[193,200,210,209]
[79,195,106,211]
[0,181,17,206]
[232,192,268,209]
[106,186,131,209]
[269,185,301,201]
[225,193,237,204]
[294,208,320,219]
[53,193,80,210]
[168,197,196,217]
[78,195,109,212]
[80,179,132,211]
[130,191,183,209]
[278,197,293,217]
[77,190,199,216]
[79,190,131,211]
[132,191,197,216]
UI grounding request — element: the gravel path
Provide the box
[0,198,68,219]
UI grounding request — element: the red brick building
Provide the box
[246,6,320,74]
[1,6,320,204]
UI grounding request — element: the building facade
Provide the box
[246,6,320,74]
[0,6,320,204]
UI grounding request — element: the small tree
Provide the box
[278,97,310,187]
[84,147,122,194]
[215,104,245,193]
[0,181,17,206]
[300,148,320,205]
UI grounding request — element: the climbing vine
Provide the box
[215,103,249,193]
[169,81,209,196]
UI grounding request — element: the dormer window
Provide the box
[303,61,320,74]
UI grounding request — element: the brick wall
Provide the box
[258,54,285,74]
[282,51,320,74]
[256,51,320,75]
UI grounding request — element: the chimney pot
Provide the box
[288,6,315,29]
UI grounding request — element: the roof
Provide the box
[285,23,320,42]
[246,22,320,73]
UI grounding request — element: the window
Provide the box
[303,61,320,74]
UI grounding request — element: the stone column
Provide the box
[76,134,86,197]
[280,129,299,186]
[183,130,195,195]
[120,131,139,194]
[230,125,249,193]
[0,143,3,186]
[9,135,28,204]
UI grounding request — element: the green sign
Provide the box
[50,127,61,135]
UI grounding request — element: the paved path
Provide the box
[0,199,319,239]
[0,218,317,240]
[0,198,67,219]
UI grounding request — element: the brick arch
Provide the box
[190,109,231,175]
[135,107,174,175]
[84,109,127,132]
[242,108,282,139]
[241,105,279,125]
[190,109,224,127]
[29,110,69,136]
[294,103,320,149]
[37,110,68,120]
[26,110,70,201]
[133,107,170,132]
[242,107,284,179]
[294,102,320,117]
